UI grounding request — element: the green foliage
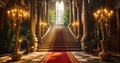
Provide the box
[25,32,36,41]
[0,20,15,53]
[19,35,25,42]
[48,9,55,25]
[64,7,69,25]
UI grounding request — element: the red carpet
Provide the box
[52,29,67,51]
[39,29,79,63]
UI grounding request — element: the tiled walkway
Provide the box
[1,51,120,63]
[0,51,99,63]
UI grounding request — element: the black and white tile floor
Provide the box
[0,51,120,63]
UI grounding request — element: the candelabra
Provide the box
[7,6,29,60]
[93,7,113,60]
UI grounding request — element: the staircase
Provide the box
[37,25,82,52]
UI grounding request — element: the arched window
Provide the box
[56,1,64,24]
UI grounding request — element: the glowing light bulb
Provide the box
[97,10,100,14]
[104,8,108,13]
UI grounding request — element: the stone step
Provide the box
[37,47,82,52]
[37,49,82,52]
[39,45,81,47]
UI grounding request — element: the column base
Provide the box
[81,40,89,52]
[30,42,38,52]
[11,52,22,61]
[98,51,111,60]
[25,41,38,53]
[81,42,84,51]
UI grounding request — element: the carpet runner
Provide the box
[39,29,79,63]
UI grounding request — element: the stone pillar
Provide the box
[44,0,47,22]
[40,1,43,36]
[75,1,82,48]
[30,0,38,52]
[69,0,73,26]
[75,6,77,37]
[76,7,81,40]
[81,0,88,50]
[46,0,49,23]
[47,1,51,25]
[78,8,82,48]
[116,10,120,44]
[39,5,43,42]
[72,0,77,36]
[42,0,47,35]
[30,0,36,35]
[70,0,74,32]
[36,3,42,43]
[45,0,49,32]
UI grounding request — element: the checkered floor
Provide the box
[0,51,120,63]
[71,52,100,63]
[23,51,101,63]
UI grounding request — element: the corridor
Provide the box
[0,25,120,63]
[0,0,120,63]
[0,25,100,63]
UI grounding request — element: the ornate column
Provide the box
[46,0,49,24]
[112,1,120,51]
[76,2,82,40]
[42,0,46,36]
[69,0,73,26]
[44,0,47,22]
[30,0,38,52]
[72,0,77,36]
[36,3,42,43]
[75,5,78,36]
[81,0,88,50]
[74,0,82,48]
[116,9,120,44]
[40,0,44,36]
[45,0,49,32]
[38,2,43,43]
[30,0,36,35]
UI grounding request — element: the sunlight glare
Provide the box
[56,1,64,24]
